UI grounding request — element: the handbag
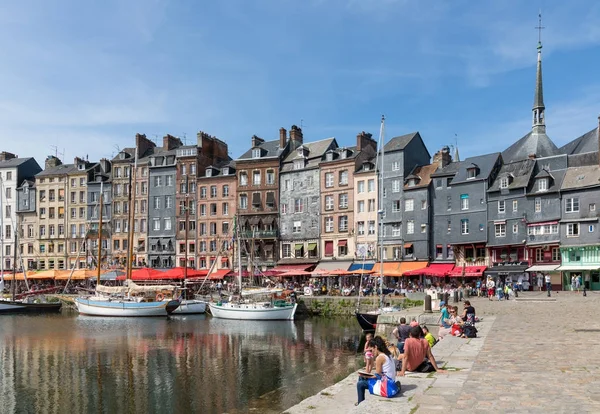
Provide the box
[367,373,400,398]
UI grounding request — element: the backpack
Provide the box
[463,325,478,338]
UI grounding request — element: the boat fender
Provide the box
[156,293,165,301]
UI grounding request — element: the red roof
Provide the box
[271,264,315,272]
[403,263,455,277]
[448,266,487,277]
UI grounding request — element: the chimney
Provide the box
[251,135,264,148]
[162,134,183,151]
[289,125,303,149]
[136,133,156,158]
[356,131,374,151]
[45,155,62,170]
[0,151,17,162]
[432,146,452,169]
[99,158,111,174]
[279,127,287,149]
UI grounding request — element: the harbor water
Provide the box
[0,313,362,414]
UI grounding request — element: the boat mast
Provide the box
[126,148,138,280]
[96,181,104,285]
[237,215,242,295]
[11,231,17,301]
[184,174,189,280]
[377,115,386,309]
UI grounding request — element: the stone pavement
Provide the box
[284,290,600,413]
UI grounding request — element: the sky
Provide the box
[1,0,600,167]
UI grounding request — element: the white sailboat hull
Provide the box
[171,299,206,314]
[208,302,297,320]
[74,297,179,317]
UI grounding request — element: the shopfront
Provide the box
[559,246,600,291]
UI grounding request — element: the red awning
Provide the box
[325,241,334,256]
[448,266,487,277]
[404,263,455,277]
[338,240,347,247]
[207,269,231,280]
[271,264,315,272]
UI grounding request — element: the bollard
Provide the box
[453,290,459,303]
[424,295,432,313]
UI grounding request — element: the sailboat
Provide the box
[355,116,397,332]
[172,175,206,314]
[208,216,297,320]
[74,157,180,317]
[0,184,62,314]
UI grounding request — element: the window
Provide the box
[461,219,469,235]
[552,248,560,261]
[368,220,375,235]
[368,179,375,192]
[513,223,519,234]
[534,198,541,213]
[392,180,400,193]
[538,178,548,192]
[153,197,161,209]
[368,199,375,212]
[357,181,365,193]
[357,221,365,235]
[447,245,454,259]
[421,200,427,210]
[495,223,506,237]
[447,220,451,233]
[153,218,160,231]
[210,203,217,215]
[223,185,229,197]
[421,224,427,233]
[436,245,443,259]
[435,179,442,189]
[294,160,304,170]
[339,193,348,209]
[460,194,469,210]
[325,217,333,232]
[405,199,414,211]
[294,198,304,213]
[467,168,477,179]
[565,198,579,213]
[567,223,579,237]
[499,177,509,189]
[165,196,172,209]
[239,194,248,209]
[357,200,365,213]
[406,221,414,234]
[590,203,596,212]
[589,225,595,233]
[447,196,452,211]
[252,148,261,158]
[338,241,348,256]
[281,203,288,214]
[498,200,505,213]
[325,172,334,188]
[283,244,291,258]
[239,173,248,186]
[154,176,162,187]
[339,170,348,185]
[252,171,261,185]
[392,200,401,213]
[293,221,302,233]
[339,215,348,232]
[325,195,334,211]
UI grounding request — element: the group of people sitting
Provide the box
[438,300,477,339]
[357,325,446,405]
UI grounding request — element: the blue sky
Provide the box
[1,0,600,166]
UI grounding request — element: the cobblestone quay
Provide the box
[286,290,600,413]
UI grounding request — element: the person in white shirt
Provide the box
[544,273,552,296]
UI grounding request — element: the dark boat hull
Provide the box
[0,300,62,314]
[355,311,378,332]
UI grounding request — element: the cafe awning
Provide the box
[403,243,413,249]
[402,263,454,277]
[272,264,315,272]
[348,263,375,272]
[371,262,401,276]
[448,266,487,277]
[308,242,318,251]
[207,269,232,280]
[314,260,354,272]
[556,265,600,271]
[526,264,560,272]
[387,261,430,277]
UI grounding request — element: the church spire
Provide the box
[533,12,545,133]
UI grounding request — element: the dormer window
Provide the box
[499,177,509,189]
[340,150,347,159]
[119,152,126,160]
[78,163,85,171]
[252,148,261,159]
[467,167,478,179]
[222,167,229,176]
[407,178,417,187]
[538,178,548,192]
[326,152,333,161]
[294,160,304,170]
[206,169,212,177]
[363,163,371,171]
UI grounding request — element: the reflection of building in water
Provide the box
[0,316,359,413]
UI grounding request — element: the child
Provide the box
[422,325,436,348]
[364,333,374,372]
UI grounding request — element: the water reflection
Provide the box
[0,314,361,414]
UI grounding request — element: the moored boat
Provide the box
[208,300,297,321]
[75,296,179,317]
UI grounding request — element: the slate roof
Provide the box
[384,132,420,152]
[0,157,35,168]
[560,127,599,155]
[450,152,501,184]
[430,161,462,178]
[281,137,336,173]
[18,179,35,188]
[527,166,565,195]
[320,145,360,164]
[561,165,600,191]
[111,148,136,162]
[487,158,535,192]
[238,139,285,160]
[200,160,237,179]
[404,163,437,190]
[36,163,80,177]
[502,131,559,163]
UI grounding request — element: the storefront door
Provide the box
[590,271,600,291]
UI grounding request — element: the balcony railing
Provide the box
[239,230,279,239]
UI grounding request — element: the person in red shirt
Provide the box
[398,326,445,376]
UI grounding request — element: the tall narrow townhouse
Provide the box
[197,161,236,274]
[175,132,229,269]
[16,179,38,271]
[65,157,95,270]
[379,132,430,275]
[235,128,291,272]
[353,154,378,263]
[34,156,78,271]
[0,152,42,271]
[86,159,112,269]
[132,134,156,267]
[111,149,135,267]
[148,135,182,268]
[278,134,337,272]
[318,132,376,271]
